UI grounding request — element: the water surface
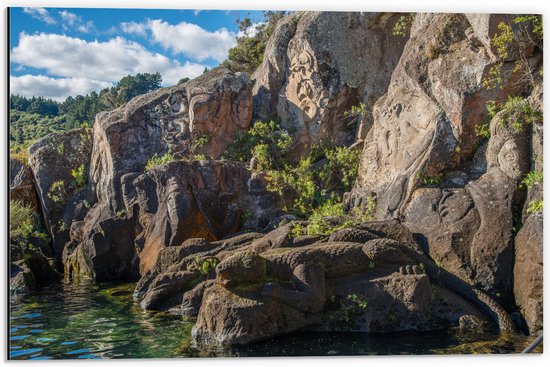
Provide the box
[9,282,542,359]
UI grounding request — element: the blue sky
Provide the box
[9,7,265,101]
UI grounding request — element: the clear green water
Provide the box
[9,282,542,359]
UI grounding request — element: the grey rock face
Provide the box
[90,67,252,210]
[9,158,39,211]
[64,160,282,281]
[253,12,408,156]
[514,212,543,334]
[27,128,94,259]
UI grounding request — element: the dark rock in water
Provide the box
[514,212,543,335]
[27,128,94,260]
[191,236,500,347]
[10,260,37,295]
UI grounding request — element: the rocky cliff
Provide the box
[10,11,543,344]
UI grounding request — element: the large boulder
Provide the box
[64,160,283,281]
[90,67,252,210]
[191,240,491,347]
[514,212,543,335]
[252,12,408,156]
[9,158,39,211]
[27,128,94,258]
[351,13,528,219]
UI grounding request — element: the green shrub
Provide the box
[145,152,177,172]
[223,120,292,168]
[392,14,415,36]
[47,180,68,204]
[526,200,543,214]
[305,197,375,236]
[475,122,491,139]
[483,15,542,89]
[501,96,540,132]
[71,164,87,188]
[521,171,543,189]
[223,11,287,73]
[200,258,219,275]
[10,200,35,240]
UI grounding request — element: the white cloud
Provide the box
[23,7,56,25]
[10,74,112,101]
[10,32,207,86]
[59,10,79,26]
[120,21,148,37]
[148,19,236,62]
[58,10,95,33]
[237,22,265,38]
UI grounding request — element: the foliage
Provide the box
[10,200,35,240]
[47,180,68,204]
[177,77,190,85]
[475,122,491,139]
[223,120,292,168]
[343,102,368,123]
[200,258,219,275]
[526,200,543,214]
[341,293,369,324]
[520,170,543,189]
[417,173,443,186]
[392,13,415,36]
[483,15,542,89]
[501,95,540,132]
[145,152,177,172]
[71,164,87,189]
[305,197,376,236]
[265,143,362,219]
[100,72,162,109]
[223,11,287,73]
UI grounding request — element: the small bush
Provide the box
[520,171,543,189]
[10,200,35,240]
[392,14,415,37]
[501,96,540,132]
[223,120,292,168]
[145,152,177,172]
[475,122,491,139]
[526,200,543,214]
[47,180,68,204]
[71,163,87,188]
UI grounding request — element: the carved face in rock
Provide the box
[360,92,438,217]
[189,93,218,137]
[154,92,190,154]
[216,252,267,287]
[485,112,530,181]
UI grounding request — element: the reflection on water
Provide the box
[9,282,542,359]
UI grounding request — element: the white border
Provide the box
[1,0,548,366]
